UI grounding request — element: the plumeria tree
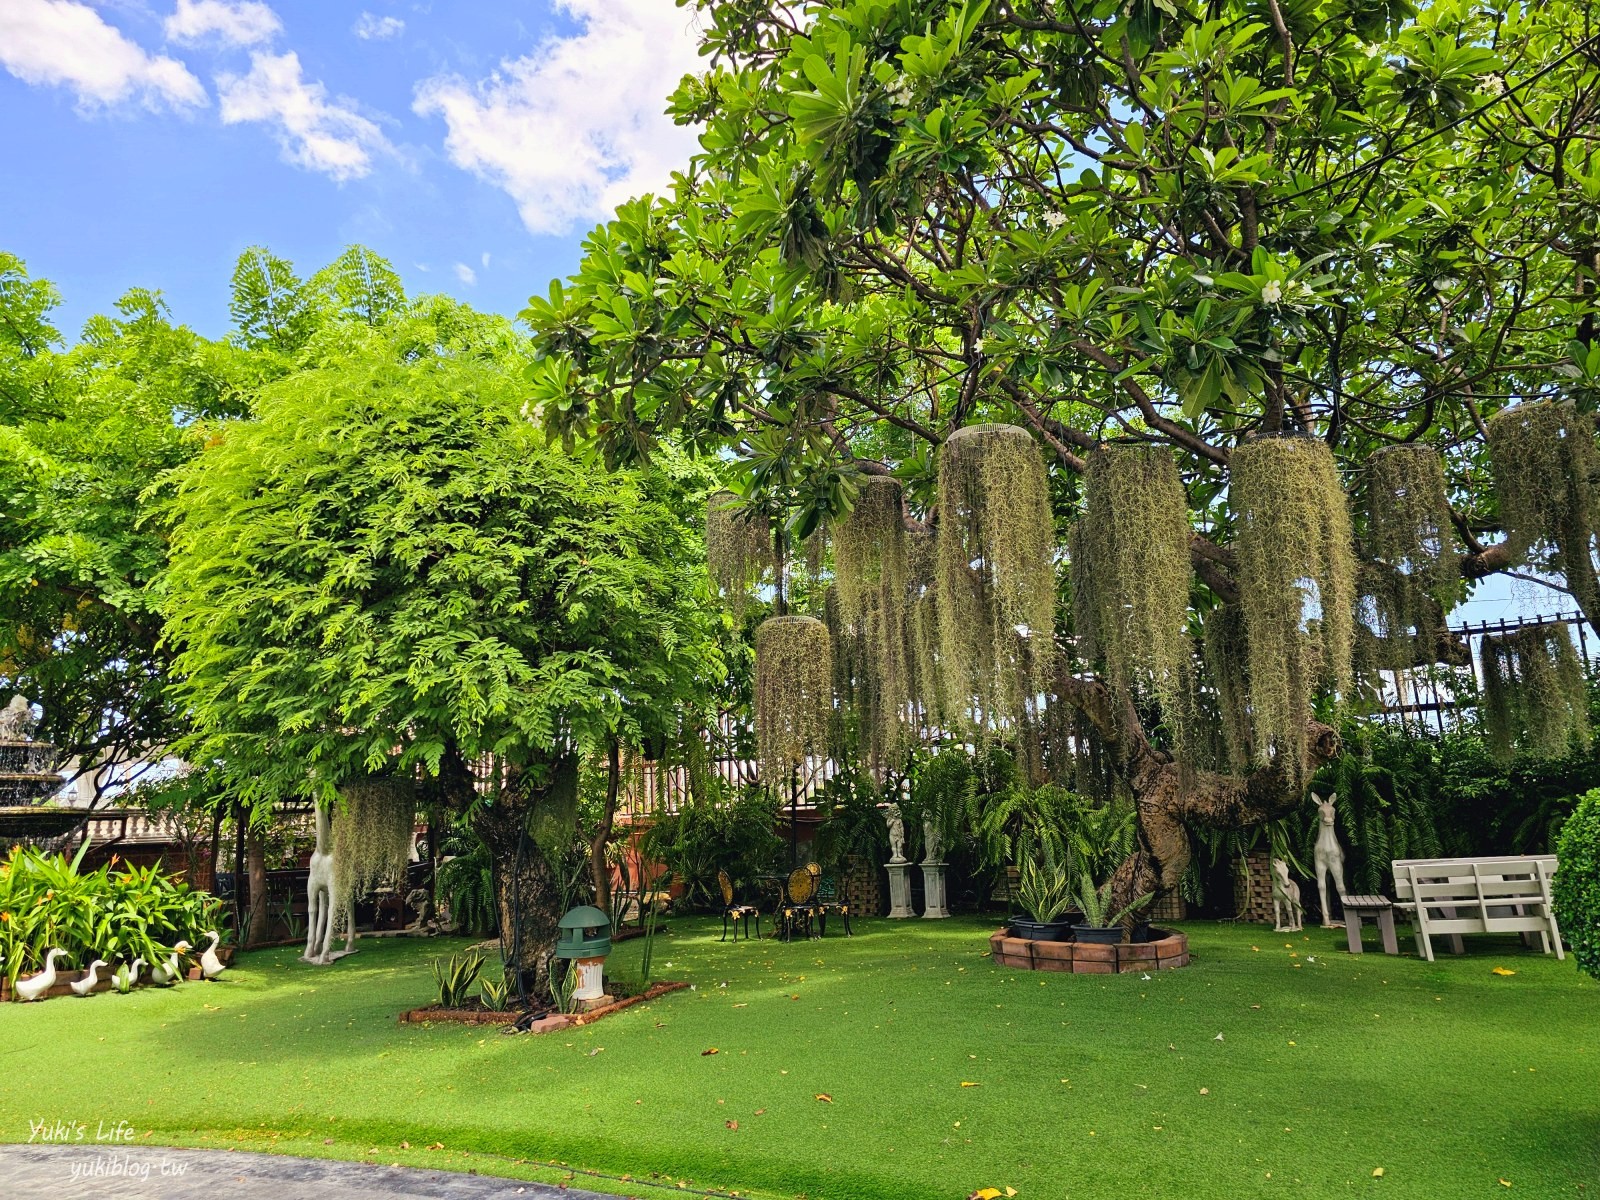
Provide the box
[523,0,1600,913]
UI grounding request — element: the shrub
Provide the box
[640,786,784,911]
[1554,789,1600,982]
[0,842,219,986]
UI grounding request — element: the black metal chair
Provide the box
[718,869,761,942]
[808,863,853,937]
[779,866,821,941]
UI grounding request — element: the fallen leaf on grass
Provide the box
[1199,1088,1210,1095]
[815,1093,833,1103]
[1373,1167,1383,1177]
[725,1120,739,1131]
[1491,967,1516,977]
[732,1003,748,1008]
[754,1108,766,1116]
[701,1048,720,1056]
[399,1141,410,1150]
[1499,1180,1512,1188]
[961,1081,982,1088]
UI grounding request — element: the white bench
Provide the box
[1391,856,1562,963]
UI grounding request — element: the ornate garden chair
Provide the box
[807,863,853,937]
[718,869,761,942]
[780,866,820,941]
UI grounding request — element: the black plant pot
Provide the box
[1009,918,1073,942]
[1072,924,1123,945]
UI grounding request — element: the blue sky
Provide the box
[0,0,705,337]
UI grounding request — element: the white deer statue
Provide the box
[1311,791,1348,928]
[302,799,356,965]
[1271,858,1304,933]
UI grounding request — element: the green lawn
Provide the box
[0,917,1594,1200]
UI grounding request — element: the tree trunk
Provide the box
[1056,670,1341,929]
[440,746,579,1003]
[589,739,621,916]
[245,825,269,949]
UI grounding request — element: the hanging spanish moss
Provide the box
[1201,603,1253,769]
[754,615,833,784]
[1077,445,1193,745]
[332,776,416,922]
[830,476,911,769]
[1480,622,1591,762]
[705,490,771,614]
[903,529,943,735]
[1487,401,1600,612]
[936,424,1057,730]
[1231,435,1356,780]
[1364,444,1459,659]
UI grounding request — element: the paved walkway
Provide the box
[1,1145,620,1200]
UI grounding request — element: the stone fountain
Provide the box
[0,695,85,843]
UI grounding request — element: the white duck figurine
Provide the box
[70,959,108,997]
[149,941,190,986]
[16,948,68,1002]
[199,931,226,981]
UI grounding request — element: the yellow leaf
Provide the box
[1491,967,1516,977]
[968,1190,1002,1200]
[701,1048,719,1056]
[961,1081,982,1087]
[1499,1180,1512,1188]
[815,1093,833,1103]
[1006,1190,1018,1197]
[1373,1167,1384,1177]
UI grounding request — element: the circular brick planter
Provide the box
[988,926,1190,974]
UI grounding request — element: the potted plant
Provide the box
[1071,872,1155,944]
[1009,842,1079,940]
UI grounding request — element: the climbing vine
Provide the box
[1231,436,1356,780]
[1479,622,1591,762]
[754,615,833,785]
[935,424,1056,731]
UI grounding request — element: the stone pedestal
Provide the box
[573,957,606,1002]
[921,862,950,919]
[886,862,915,919]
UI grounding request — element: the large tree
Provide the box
[160,301,721,987]
[523,0,1600,911]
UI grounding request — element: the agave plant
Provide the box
[432,952,484,1008]
[1074,872,1155,930]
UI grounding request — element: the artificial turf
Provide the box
[0,916,1594,1200]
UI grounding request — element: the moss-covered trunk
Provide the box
[440,745,577,1001]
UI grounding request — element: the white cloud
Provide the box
[414,0,703,236]
[217,51,392,181]
[0,0,207,109]
[353,12,404,41]
[164,0,282,48]
[480,251,491,269]
[453,262,477,285]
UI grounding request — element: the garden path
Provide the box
[0,1145,618,1200]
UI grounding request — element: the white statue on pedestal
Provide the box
[1311,791,1348,928]
[885,803,906,864]
[1271,858,1304,933]
[922,817,942,864]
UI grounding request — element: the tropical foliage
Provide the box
[0,842,217,986]
[1553,789,1600,982]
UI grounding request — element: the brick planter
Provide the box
[988,927,1190,973]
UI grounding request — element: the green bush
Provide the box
[1553,789,1600,982]
[640,786,784,911]
[0,842,219,986]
